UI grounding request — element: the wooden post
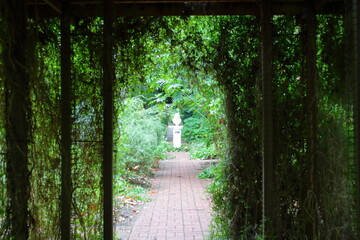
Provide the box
[60,0,72,239]
[3,1,30,239]
[353,0,360,236]
[103,0,114,238]
[261,0,276,238]
[303,1,318,238]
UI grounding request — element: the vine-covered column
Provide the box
[301,1,318,238]
[103,0,114,238]
[3,0,30,239]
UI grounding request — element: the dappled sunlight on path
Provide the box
[118,152,212,240]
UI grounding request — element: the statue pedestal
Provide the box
[173,126,182,148]
[172,113,182,148]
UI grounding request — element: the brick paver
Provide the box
[126,152,212,240]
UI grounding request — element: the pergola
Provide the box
[28,0,344,16]
[3,0,358,239]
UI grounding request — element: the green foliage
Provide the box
[317,102,355,238]
[113,97,168,219]
[209,15,262,239]
[206,160,231,239]
[115,97,168,175]
[207,14,357,240]
[197,163,219,179]
[70,19,104,239]
[121,16,225,163]
[28,20,63,239]
[182,116,210,142]
[188,142,217,160]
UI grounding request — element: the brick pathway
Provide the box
[126,152,212,240]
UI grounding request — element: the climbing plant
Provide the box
[28,19,62,238]
[209,15,263,239]
[207,14,357,240]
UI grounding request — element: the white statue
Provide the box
[172,113,182,126]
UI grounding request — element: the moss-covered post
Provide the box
[261,0,276,238]
[103,0,114,238]
[60,0,72,239]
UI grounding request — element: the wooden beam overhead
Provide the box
[44,0,62,14]
[27,1,344,17]
[29,0,311,3]
[315,0,329,10]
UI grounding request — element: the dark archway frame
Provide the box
[3,0,357,239]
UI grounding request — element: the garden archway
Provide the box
[1,0,358,239]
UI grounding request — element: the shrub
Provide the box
[188,141,217,160]
[115,97,168,175]
[182,116,211,143]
